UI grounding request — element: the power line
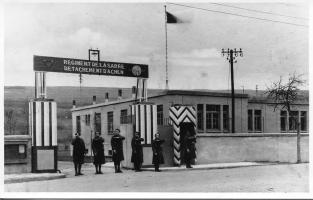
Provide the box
[167,3,308,28]
[210,3,308,20]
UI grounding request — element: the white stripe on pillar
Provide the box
[44,102,50,146]
[135,105,139,132]
[140,104,145,140]
[152,105,157,139]
[35,101,42,146]
[146,105,152,144]
[131,105,134,126]
[52,102,57,146]
[29,102,33,145]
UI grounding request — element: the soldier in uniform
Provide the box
[92,132,105,174]
[71,133,87,176]
[131,132,144,172]
[152,133,165,172]
[184,132,197,168]
[111,129,125,173]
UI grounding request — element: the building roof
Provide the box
[71,89,308,112]
[160,90,249,98]
[71,89,249,112]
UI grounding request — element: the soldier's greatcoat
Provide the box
[131,137,144,163]
[152,139,165,165]
[184,135,196,161]
[71,136,86,164]
[111,134,125,162]
[92,136,105,165]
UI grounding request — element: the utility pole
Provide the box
[222,48,243,133]
[241,85,245,94]
[256,84,258,96]
[164,5,169,90]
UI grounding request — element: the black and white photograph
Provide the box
[1,0,311,198]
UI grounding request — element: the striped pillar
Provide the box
[131,103,157,144]
[29,99,58,172]
[29,100,57,147]
[169,105,196,165]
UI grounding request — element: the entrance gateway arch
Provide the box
[30,50,151,172]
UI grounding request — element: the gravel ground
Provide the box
[5,163,308,192]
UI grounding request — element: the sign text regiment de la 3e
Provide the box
[33,55,149,78]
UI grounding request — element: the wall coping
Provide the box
[197,133,309,137]
[4,135,32,142]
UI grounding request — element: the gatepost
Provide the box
[30,72,58,172]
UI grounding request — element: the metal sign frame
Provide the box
[34,55,149,78]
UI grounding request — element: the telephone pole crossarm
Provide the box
[221,48,243,133]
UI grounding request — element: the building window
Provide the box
[280,111,287,131]
[76,116,81,135]
[95,113,101,133]
[197,104,204,131]
[301,111,307,131]
[206,105,220,130]
[157,105,163,125]
[5,144,27,163]
[120,109,128,124]
[254,110,262,131]
[223,105,229,131]
[289,111,298,131]
[248,109,262,132]
[85,114,90,126]
[107,111,114,134]
[248,110,253,131]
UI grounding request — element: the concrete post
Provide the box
[220,105,223,132]
[252,110,255,132]
[297,121,301,163]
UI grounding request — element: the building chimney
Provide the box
[118,89,122,100]
[93,95,96,105]
[72,100,76,109]
[132,86,136,99]
[105,92,109,103]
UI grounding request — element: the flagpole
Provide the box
[164,5,169,90]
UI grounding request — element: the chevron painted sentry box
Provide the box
[169,105,196,165]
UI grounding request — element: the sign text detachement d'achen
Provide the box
[33,55,149,78]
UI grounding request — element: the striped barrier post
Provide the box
[29,99,58,172]
[169,105,196,166]
[131,103,157,144]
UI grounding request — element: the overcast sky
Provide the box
[4,2,309,90]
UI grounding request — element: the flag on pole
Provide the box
[166,11,181,23]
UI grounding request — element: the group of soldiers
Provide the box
[71,128,196,176]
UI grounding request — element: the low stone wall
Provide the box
[4,135,32,174]
[117,124,309,168]
[196,133,309,164]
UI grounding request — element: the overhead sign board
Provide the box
[34,55,149,78]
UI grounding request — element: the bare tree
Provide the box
[265,73,305,163]
[5,109,17,135]
[22,101,29,135]
[266,73,305,115]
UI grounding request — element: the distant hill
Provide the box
[4,86,164,108]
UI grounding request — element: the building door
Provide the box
[179,122,196,164]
